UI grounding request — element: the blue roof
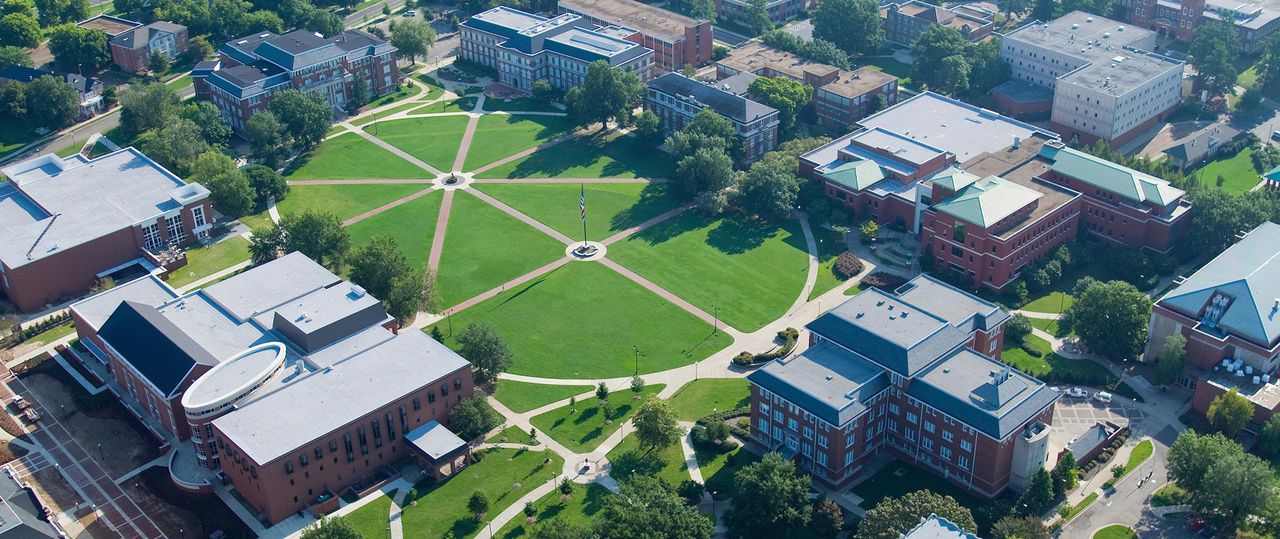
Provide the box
[98,301,218,397]
[748,342,890,426]
[894,274,1010,333]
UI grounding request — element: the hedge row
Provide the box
[6,312,72,346]
[733,328,799,366]
[695,407,751,440]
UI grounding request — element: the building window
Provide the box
[141,223,161,250]
[922,438,934,451]
[787,418,798,431]
[906,412,918,424]
[166,215,186,244]
[942,431,954,442]
[958,456,970,469]
[961,440,973,452]
[940,447,952,460]
[284,461,293,474]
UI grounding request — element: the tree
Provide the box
[1016,468,1054,514]
[243,164,288,209]
[933,55,970,95]
[1183,189,1272,255]
[1031,0,1057,20]
[0,46,33,69]
[139,119,211,175]
[183,36,214,64]
[1200,451,1275,528]
[1154,333,1187,385]
[991,516,1050,539]
[812,0,883,55]
[0,81,25,119]
[1207,388,1254,436]
[809,499,843,539]
[149,49,171,75]
[34,0,85,26]
[858,490,977,539]
[0,0,35,18]
[119,82,180,135]
[190,151,254,217]
[1189,20,1241,98]
[595,475,713,539]
[1064,279,1151,360]
[246,110,290,168]
[739,159,800,220]
[634,109,662,146]
[47,25,111,72]
[630,375,645,393]
[305,9,343,37]
[966,38,1010,97]
[450,396,501,440]
[348,77,369,113]
[595,381,609,402]
[1260,415,1280,458]
[349,236,413,300]
[242,9,285,34]
[633,398,682,451]
[747,75,811,133]
[911,25,969,94]
[278,210,350,270]
[668,108,738,159]
[674,148,735,199]
[1168,430,1240,494]
[300,515,360,539]
[0,14,40,49]
[1006,314,1033,345]
[269,89,332,149]
[744,0,771,35]
[690,0,715,22]
[1259,34,1280,97]
[677,479,704,505]
[725,452,812,536]
[24,75,79,128]
[531,78,555,102]
[531,519,593,539]
[392,18,435,64]
[1052,451,1078,496]
[564,60,642,130]
[467,491,490,519]
[180,100,232,148]
[457,322,511,384]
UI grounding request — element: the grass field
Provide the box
[473,182,680,243]
[475,132,671,179]
[529,385,665,453]
[345,191,443,271]
[463,114,574,171]
[484,97,563,113]
[1002,335,1117,388]
[401,448,564,538]
[1116,439,1154,480]
[436,192,567,306]
[809,226,850,301]
[486,426,538,445]
[428,263,732,378]
[493,483,610,538]
[165,236,251,289]
[26,322,75,346]
[366,115,471,172]
[667,379,750,421]
[492,381,594,414]
[1022,291,1074,315]
[277,184,430,222]
[606,433,690,487]
[608,213,810,332]
[345,490,395,538]
[853,55,914,87]
[0,116,39,160]
[695,442,759,497]
[1194,146,1262,195]
[1062,492,1098,522]
[1093,525,1137,539]
[410,97,478,115]
[351,99,427,125]
[285,133,427,180]
[368,82,423,108]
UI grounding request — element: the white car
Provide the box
[403,10,416,16]
[1066,387,1088,398]
[1093,391,1113,403]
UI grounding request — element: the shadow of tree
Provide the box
[609,449,668,483]
[705,217,785,255]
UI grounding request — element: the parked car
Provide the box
[1094,391,1113,403]
[1066,387,1088,398]
[10,396,27,409]
[1187,516,1205,532]
[1272,130,1280,142]
[403,10,416,16]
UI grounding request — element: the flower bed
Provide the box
[732,328,799,366]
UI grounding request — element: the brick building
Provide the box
[109,21,188,73]
[193,29,397,133]
[460,7,655,92]
[558,0,713,71]
[748,275,1057,497]
[799,91,1191,292]
[68,253,474,525]
[1145,222,1280,425]
[715,43,899,128]
[645,72,779,163]
[882,1,995,45]
[0,148,210,312]
[1127,0,1280,53]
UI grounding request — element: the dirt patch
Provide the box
[21,372,159,478]
[0,438,29,464]
[138,467,255,539]
[27,467,82,515]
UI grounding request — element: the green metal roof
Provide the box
[819,160,885,191]
[1039,145,1183,206]
[928,166,980,192]
[934,176,1042,228]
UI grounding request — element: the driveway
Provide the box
[1062,419,1186,538]
[1228,98,1280,149]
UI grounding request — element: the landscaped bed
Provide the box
[475,132,670,179]
[492,380,593,414]
[427,263,731,378]
[472,182,680,243]
[400,447,564,537]
[528,384,665,453]
[1092,524,1137,539]
[138,466,254,538]
[486,426,538,445]
[285,132,428,180]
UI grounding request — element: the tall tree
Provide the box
[1189,19,1241,98]
[674,147,735,199]
[391,18,435,64]
[1258,34,1280,97]
[0,0,36,17]
[1016,468,1054,514]
[450,396,501,440]
[348,236,412,300]
[739,158,800,221]
[1207,389,1254,436]
[149,49,171,75]
[242,164,288,209]
[1184,188,1273,255]
[812,0,883,55]
[809,499,844,539]
[300,515,360,539]
[690,0,716,23]
[242,9,284,34]
[632,398,682,451]
[595,475,713,539]
[744,0,771,36]
[183,35,215,64]
[0,81,26,119]
[180,101,232,148]
[304,9,343,37]
[1200,451,1275,528]
[1168,430,1240,494]
[138,119,211,176]
[274,210,351,270]
[119,81,180,135]
[1031,0,1057,20]
[747,75,811,133]
[858,490,978,539]
[1260,415,1280,456]
[24,75,79,128]
[1154,333,1187,385]
[189,151,254,217]
[457,322,511,384]
[269,89,332,149]
[0,46,33,69]
[992,516,1051,539]
[667,108,738,159]
[34,0,86,26]
[911,26,970,94]
[48,24,111,72]
[634,109,663,146]
[0,14,41,48]
[564,60,642,130]
[1064,279,1151,360]
[725,452,813,537]
[246,110,290,167]
[467,491,490,519]
[347,77,369,113]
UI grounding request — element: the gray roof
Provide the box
[202,252,343,320]
[0,148,208,268]
[748,341,889,426]
[806,288,969,377]
[255,30,343,71]
[69,274,177,331]
[213,330,470,465]
[853,92,1053,164]
[1159,221,1280,347]
[902,514,979,539]
[405,420,467,459]
[907,348,1058,439]
[718,72,758,96]
[894,275,1010,333]
[649,73,777,124]
[1162,123,1242,164]
[0,475,58,538]
[98,301,218,397]
[270,284,390,353]
[110,21,185,50]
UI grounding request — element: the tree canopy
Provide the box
[269,89,332,150]
[457,322,512,384]
[858,490,977,539]
[450,396,501,440]
[725,452,813,536]
[47,24,111,71]
[250,210,350,270]
[1064,279,1151,360]
[565,60,643,130]
[189,151,254,217]
[119,82,181,136]
[23,75,80,129]
[1207,389,1254,436]
[748,75,811,134]
[812,0,883,55]
[0,13,39,48]
[632,398,682,451]
[1169,430,1277,529]
[595,475,713,539]
[391,18,435,63]
[299,516,360,539]
[1190,20,1241,98]
[1154,333,1187,385]
[738,158,801,221]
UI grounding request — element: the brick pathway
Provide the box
[471,177,666,184]
[343,187,436,226]
[426,190,455,273]
[287,179,436,185]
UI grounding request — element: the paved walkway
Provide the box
[466,189,576,245]
[426,190,455,273]
[343,186,436,226]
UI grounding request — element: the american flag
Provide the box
[579,184,586,223]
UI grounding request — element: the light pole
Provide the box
[633,346,639,376]
[97,443,103,461]
[712,305,718,335]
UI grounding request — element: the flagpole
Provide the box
[580,183,588,249]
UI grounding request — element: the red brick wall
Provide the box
[920,199,1080,291]
[2,227,142,312]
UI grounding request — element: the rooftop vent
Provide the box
[1071,23,1079,29]
[1086,16,1094,22]
[855,312,865,318]
[876,300,885,306]
[1118,25,1125,31]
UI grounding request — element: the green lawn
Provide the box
[401,448,564,538]
[851,461,986,511]
[368,82,423,108]
[26,322,75,346]
[1030,317,1073,338]
[484,97,562,113]
[463,114,574,171]
[0,116,39,159]
[1001,336,1117,388]
[416,75,446,100]
[1062,492,1098,521]
[366,115,472,172]
[476,132,672,179]
[853,56,914,87]
[435,191,566,306]
[238,211,274,232]
[1116,440,1154,480]
[1194,146,1263,195]
[428,263,732,378]
[809,226,850,301]
[606,433,690,488]
[1093,525,1137,539]
[165,236,251,289]
[277,183,430,222]
[486,426,538,445]
[493,483,610,538]
[345,191,444,271]
[529,385,665,453]
[1021,291,1073,315]
[410,97,478,114]
[1152,483,1188,507]
[667,379,750,421]
[609,213,810,332]
[473,182,680,243]
[285,133,428,180]
[352,99,426,125]
[695,442,759,497]
[345,490,395,539]
[492,380,594,414]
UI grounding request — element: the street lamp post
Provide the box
[633,346,638,376]
[712,305,718,335]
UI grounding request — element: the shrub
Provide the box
[732,328,799,366]
[678,480,705,505]
[1006,314,1033,344]
[833,252,864,279]
[861,272,907,290]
